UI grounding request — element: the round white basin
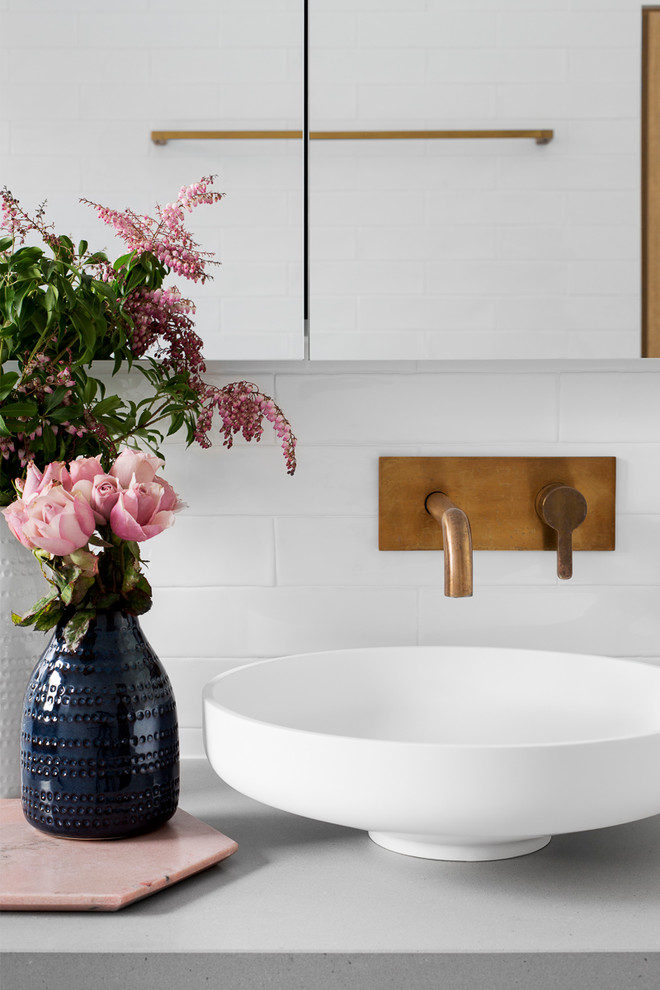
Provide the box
[203,646,660,861]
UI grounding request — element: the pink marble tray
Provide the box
[0,799,238,911]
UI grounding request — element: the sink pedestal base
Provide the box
[368,831,552,862]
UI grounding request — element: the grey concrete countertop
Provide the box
[2,759,660,990]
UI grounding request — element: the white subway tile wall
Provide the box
[129,361,660,755]
[0,0,304,360]
[2,2,658,757]
[309,0,641,359]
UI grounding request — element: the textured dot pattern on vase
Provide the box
[20,611,179,839]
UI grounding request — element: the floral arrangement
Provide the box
[0,178,297,647]
[2,450,181,649]
[0,176,296,513]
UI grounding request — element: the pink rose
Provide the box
[91,474,123,522]
[73,474,122,525]
[21,484,96,556]
[69,456,105,486]
[109,479,180,542]
[2,499,37,550]
[20,461,72,500]
[153,476,183,513]
[110,450,165,489]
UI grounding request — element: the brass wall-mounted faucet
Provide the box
[425,492,473,598]
[535,483,587,580]
[378,457,616,592]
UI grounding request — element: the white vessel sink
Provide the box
[203,646,660,861]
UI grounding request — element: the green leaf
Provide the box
[0,371,20,401]
[0,400,39,418]
[94,592,121,611]
[62,609,95,652]
[43,386,71,415]
[62,573,95,607]
[167,411,185,436]
[11,588,60,628]
[32,599,66,631]
[44,283,59,315]
[91,394,123,417]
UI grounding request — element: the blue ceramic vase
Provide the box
[20,609,179,839]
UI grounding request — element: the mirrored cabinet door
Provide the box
[307,0,641,360]
[0,0,305,361]
[174,0,305,360]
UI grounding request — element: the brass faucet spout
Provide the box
[425,492,473,598]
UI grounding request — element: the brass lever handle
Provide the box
[535,484,587,580]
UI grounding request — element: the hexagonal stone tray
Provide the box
[0,799,238,911]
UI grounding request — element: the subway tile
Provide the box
[419,586,660,657]
[203,330,299,362]
[498,153,638,191]
[1,157,82,195]
[568,46,639,83]
[311,191,424,227]
[221,226,301,263]
[360,295,495,332]
[150,48,289,86]
[141,587,418,658]
[570,515,660,587]
[567,260,638,296]
[497,82,637,119]
[358,226,495,262]
[313,227,358,262]
[424,260,566,297]
[563,295,639,331]
[216,9,300,47]
[309,86,359,123]
[354,155,497,192]
[221,297,303,333]
[312,47,425,85]
[308,296,358,331]
[1,12,78,44]
[356,11,497,49]
[218,83,301,121]
[312,261,424,296]
[566,119,640,156]
[159,443,382,517]
[216,261,289,297]
[497,11,638,49]
[276,373,559,444]
[311,331,427,361]
[564,225,639,261]
[9,46,149,85]
[3,85,81,122]
[567,331,638,359]
[357,83,494,122]
[565,191,638,225]
[496,227,567,261]
[147,516,274,588]
[559,372,660,442]
[162,658,257,730]
[276,517,555,588]
[10,120,145,158]
[427,47,567,84]
[425,191,566,226]
[424,330,572,361]
[79,12,213,48]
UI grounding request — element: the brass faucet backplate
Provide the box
[378,456,615,552]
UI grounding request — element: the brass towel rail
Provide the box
[151,128,553,146]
